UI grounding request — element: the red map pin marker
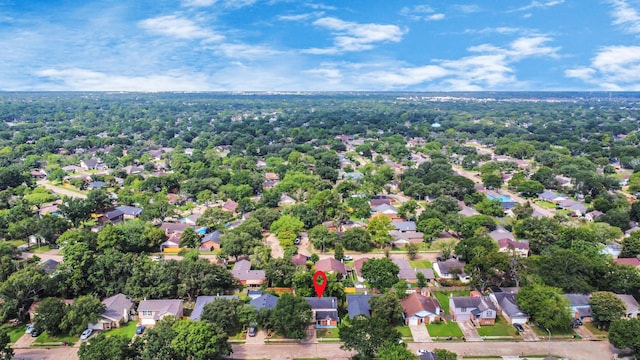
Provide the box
[313,270,327,298]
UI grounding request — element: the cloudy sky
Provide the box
[1,0,640,91]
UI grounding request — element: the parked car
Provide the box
[571,318,583,329]
[342,255,353,261]
[80,328,93,340]
[25,324,34,334]
[514,323,524,332]
[248,326,256,337]
[151,256,163,262]
[136,325,145,335]
[293,237,301,245]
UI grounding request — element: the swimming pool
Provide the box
[487,194,512,202]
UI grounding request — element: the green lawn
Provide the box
[434,291,469,314]
[584,322,609,336]
[531,325,574,337]
[105,321,138,339]
[536,201,557,209]
[316,328,339,338]
[395,326,412,337]
[1,323,26,343]
[409,259,432,269]
[477,316,517,337]
[427,321,463,337]
[5,240,26,247]
[33,331,79,345]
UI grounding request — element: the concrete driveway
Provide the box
[244,328,266,345]
[458,321,483,342]
[409,324,432,342]
[12,332,37,348]
[521,324,539,342]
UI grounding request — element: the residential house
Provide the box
[62,165,83,173]
[417,350,437,360]
[138,299,183,326]
[341,172,364,181]
[160,233,181,251]
[565,294,592,323]
[231,260,265,287]
[160,222,193,235]
[315,258,346,276]
[39,201,61,216]
[278,194,297,207]
[89,293,135,330]
[497,239,530,257]
[371,204,398,217]
[393,258,435,284]
[346,294,373,318]
[459,206,479,217]
[180,213,201,226]
[489,227,515,242]
[123,165,143,175]
[393,221,417,232]
[30,170,46,179]
[100,209,124,225]
[615,257,640,270]
[80,159,99,170]
[402,292,442,325]
[353,257,370,282]
[390,230,425,247]
[370,198,393,207]
[449,296,497,325]
[539,190,566,203]
[433,258,471,283]
[585,211,604,222]
[250,294,279,312]
[87,181,107,190]
[190,295,239,321]
[117,205,143,219]
[489,292,528,324]
[222,200,238,213]
[200,231,221,251]
[557,200,588,216]
[615,294,640,319]
[265,172,279,181]
[305,297,339,328]
[39,259,60,275]
[291,253,308,266]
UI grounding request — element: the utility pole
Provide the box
[545,327,551,356]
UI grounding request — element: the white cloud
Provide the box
[565,46,640,89]
[306,17,405,54]
[452,4,482,14]
[181,0,217,7]
[608,0,640,34]
[138,15,224,42]
[469,36,560,60]
[213,43,284,59]
[35,68,212,91]
[181,0,255,8]
[278,12,323,21]
[400,5,444,21]
[512,0,565,12]
[464,27,527,35]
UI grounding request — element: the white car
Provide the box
[25,324,34,334]
[80,328,93,340]
[342,255,353,261]
[416,349,428,355]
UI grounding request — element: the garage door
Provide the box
[408,318,419,326]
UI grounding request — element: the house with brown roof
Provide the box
[138,299,184,326]
[402,292,442,325]
[615,257,640,270]
[291,254,308,266]
[231,260,265,287]
[353,257,370,281]
[315,258,346,275]
[222,200,238,213]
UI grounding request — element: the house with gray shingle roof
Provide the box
[450,296,497,325]
[250,294,279,311]
[490,292,528,324]
[615,294,640,319]
[565,294,592,323]
[433,258,470,283]
[231,260,265,287]
[90,293,135,330]
[346,294,373,318]
[305,297,339,328]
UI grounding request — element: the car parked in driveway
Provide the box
[136,325,145,335]
[25,324,34,334]
[514,323,524,332]
[80,328,93,340]
[248,326,256,337]
[30,328,40,337]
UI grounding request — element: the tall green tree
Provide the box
[171,320,232,360]
[270,293,312,339]
[516,283,572,330]
[361,258,400,291]
[369,293,404,326]
[367,214,394,248]
[63,295,105,336]
[78,334,137,360]
[590,291,626,330]
[609,318,640,355]
[33,297,69,336]
[179,227,200,249]
[339,316,401,358]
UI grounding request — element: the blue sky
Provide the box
[1,0,640,91]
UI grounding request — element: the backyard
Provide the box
[409,259,432,269]
[434,290,470,314]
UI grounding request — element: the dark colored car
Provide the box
[248,327,256,337]
[136,325,145,335]
[293,237,301,245]
[31,329,40,337]
[514,323,524,332]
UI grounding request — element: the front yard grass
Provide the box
[584,322,608,336]
[409,259,432,269]
[2,323,26,343]
[536,200,557,209]
[427,321,463,337]
[105,321,138,339]
[531,325,574,337]
[477,316,517,337]
[316,328,339,339]
[32,331,79,345]
[395,326,412,338]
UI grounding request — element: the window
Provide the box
[142,311,153,316]
[461,307,467,312]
